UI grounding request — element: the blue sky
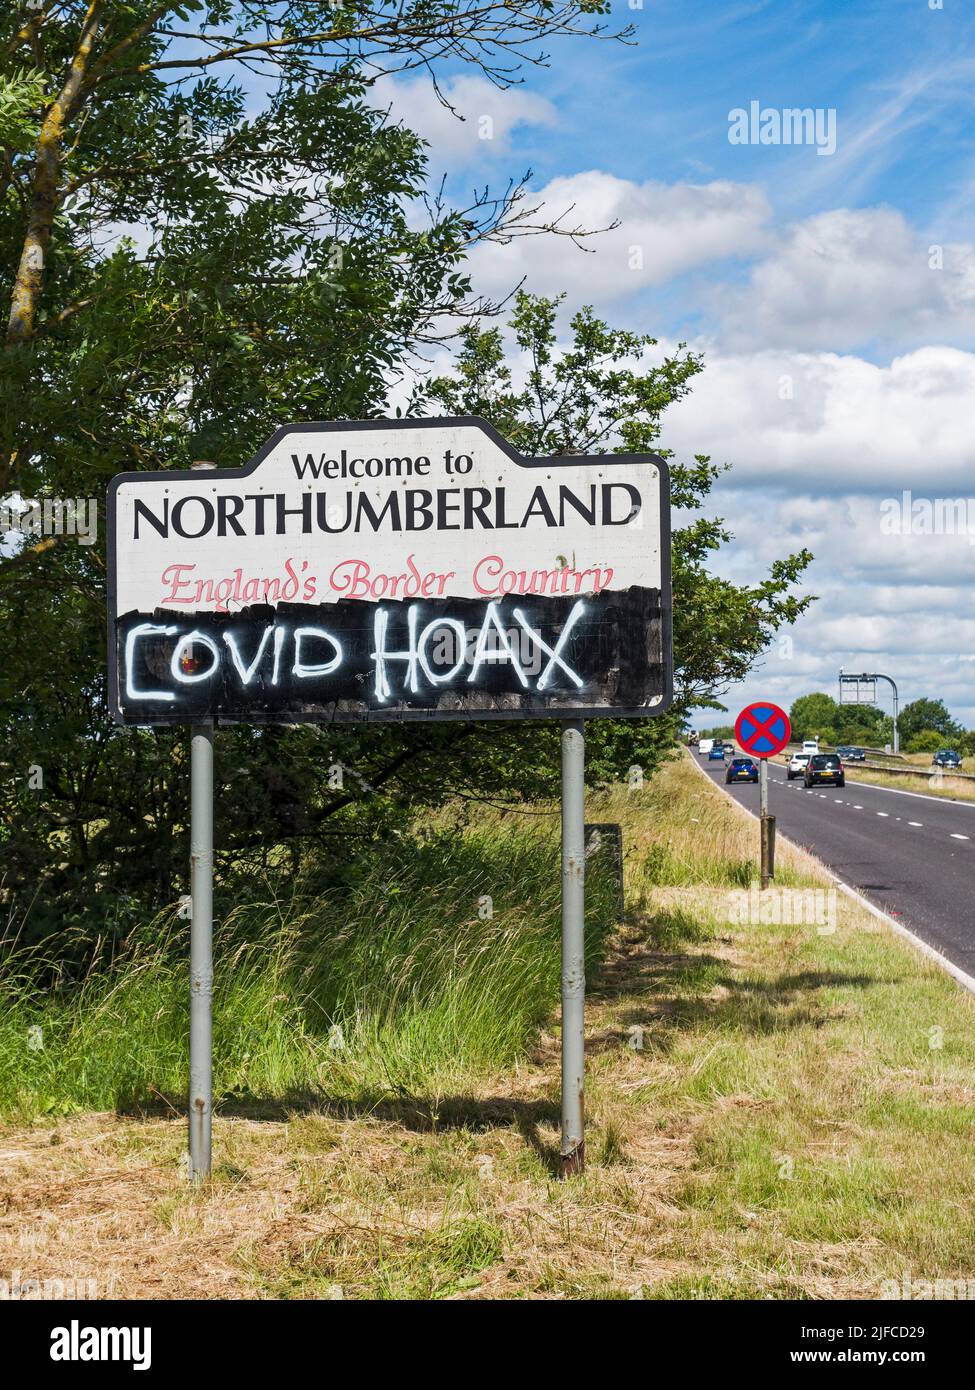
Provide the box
[377,0,975,729]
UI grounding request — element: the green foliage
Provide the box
[0,810,619,1118]
[906,729,948,754]
[789,692,838,742]
[1,12,812,946]
[789,692,891,747]
[1,291,815,946]
[0,67,48,151]
[897,698,963,745]
[426,293,815,716]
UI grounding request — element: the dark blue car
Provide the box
[932,749,962,769]
[726,757,759,784]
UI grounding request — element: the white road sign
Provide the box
[107,417,672,723]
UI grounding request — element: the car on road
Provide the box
[787,753,811,779]
[801,739,820,755]
[708,743,727,761]
[932,749,962,769]
[836,745,866,762]
[698,738,714,755]
[804,753,845,788]
[726,757,759,784]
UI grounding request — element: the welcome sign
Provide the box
[107,418,672,724]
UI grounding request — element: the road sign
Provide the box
[839,675,876,705]
[107,418,675,1183]
[838,669,899,753]
[734,701,791,758]
[107,417,672,725]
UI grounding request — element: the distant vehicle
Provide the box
[836,746,866,762]
[726,757,759,784]
[801,739,820,755]
[698,738,714,755]
[932,749,962,769]
[804,753,845,788]
[708,743,727,761]
[787,753,811,780]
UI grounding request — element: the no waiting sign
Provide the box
[734,701,792,758]
[107,417,673,725]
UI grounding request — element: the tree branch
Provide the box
[5,1,103,352]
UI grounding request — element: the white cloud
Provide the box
[394,161,975,723]
[661,343,975,491]
[467,172,771,303]
[372,74,557,164]
[714,207,975,351]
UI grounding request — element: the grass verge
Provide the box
[1,752,974,1300]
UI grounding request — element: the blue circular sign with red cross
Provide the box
[734,701,792,758]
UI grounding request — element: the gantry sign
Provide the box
[107,418,673,725]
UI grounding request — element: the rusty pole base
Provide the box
[560,1140,585,1178]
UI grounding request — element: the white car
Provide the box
[801,739,820,755]
[787,753,811,780]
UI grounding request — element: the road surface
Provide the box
[700,756,975,976]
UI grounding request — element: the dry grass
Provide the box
[2,753,975,1300]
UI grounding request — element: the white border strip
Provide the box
[688,752,975,997]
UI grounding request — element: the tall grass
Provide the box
[0,812,617,1120]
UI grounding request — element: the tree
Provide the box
[789,692,837,742]
[0,5,626,944]
[833,702,886,745]
[2,279,816,945]
[897,699,962,746]
[424,293,814,779]
[906,729,946,755]
[2,1,623,541]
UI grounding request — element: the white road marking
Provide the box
[853,805,863,809]
[877,812,889,817]
[951,833,970,840]
[908,821,923,827]
[840,776,975,808]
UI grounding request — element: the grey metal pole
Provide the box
[560,718,586,1177]
[189,724,214,1183]
[759,757,769,890]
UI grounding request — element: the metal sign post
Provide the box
[188,724,214,1183]
[839,669,899,753]
[106,419,674,1180]
[735,701,791,893]
[560,718,586,1176]
[759,757,769,888]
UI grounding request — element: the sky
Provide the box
[377,0,975,729]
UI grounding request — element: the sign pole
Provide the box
[759,757,770,890]
[735,701,790,894]
[560,717,586,1177]
[189,723,214,1183]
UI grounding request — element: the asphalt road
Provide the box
[699,755,975,976]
